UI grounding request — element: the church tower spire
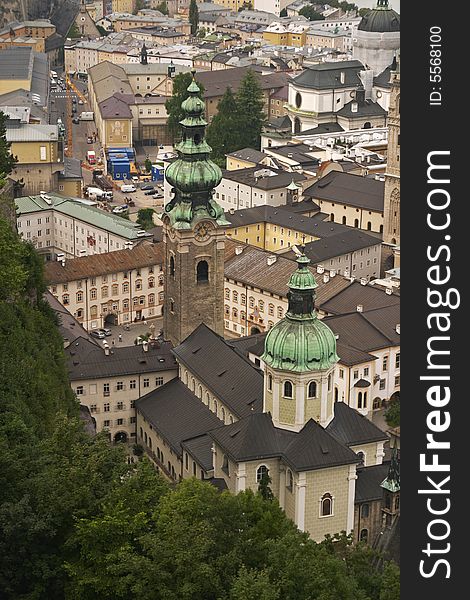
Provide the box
[162,72,230,347]
[261,252,339,430]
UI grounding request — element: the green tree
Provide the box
[0,111,17,182]
[230,566,280,600]
[236,69,265,150]
[165,72,205,143]
[385,398,400,427]
[299,6,325,21]
[137,207,155,230]
[144,157,152,172]
[156,1,169,15]
[189,0,199,36]
[380,561,400,600]
[134,0,146,14]
[206,87,241,167]
[96,24,109,37]
[67,22,81,38]
[257,470,274,502]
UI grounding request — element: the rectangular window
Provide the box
[353,370,359,379]
[103,420,110,427]
[130,380,136,389]
[156,377,164,386]
[40,146,47,161]
[103,383,110,396]
[116,381,124,391]
[104,402,110,412]
[395,376,400,387]
[379,379,386,390]
[143,378,150,388]
[364,367,369,377]
[395,353,400,369]
[383,356,388,371]
[339,369,344,379]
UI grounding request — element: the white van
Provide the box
[120,184,136,193]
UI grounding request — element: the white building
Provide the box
[15,193,152,260]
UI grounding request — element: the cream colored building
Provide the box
[112,0,137,13]
[69,336,177,444]
[45,243,164,329]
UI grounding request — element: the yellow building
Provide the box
[263,23,308,47]
[6,120,63,195]
[98,96,133,148]
[0,37,45,52]
[112,0,137,13]
[213,0,245,11]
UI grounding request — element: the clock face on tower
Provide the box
[194,221,211,242]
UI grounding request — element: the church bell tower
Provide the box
[383,53,400,246]
[162,72,230,347]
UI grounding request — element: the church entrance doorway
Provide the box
[251,326,261,335]
[104,312,118,326]
[114,431,128,444]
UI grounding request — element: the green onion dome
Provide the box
[261,253,339,372]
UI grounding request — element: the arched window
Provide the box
[268,303,274,316]
[379,224,384,234]
[277,306,284,319]
[232,290,238,303]
[191,378,195,392]
[357,451,365,467]
[148,293,155,305]
[330,213,335,221]
[363,122,372,129]
[221,407,225,422]
[198,385,202,398]
[112,284,119,295]
[169,255,175,277]
[358,391,363,408]
[294,117,301,134]
[259,300,264,312]
[214,399,218,415]
[148,277,155,288]
[63,293,69,305]
[283,380,293,398]
[286,469,293,492]
[229,415,234,424]
[363,391,368,408]
[334,387,339,402]
[76,291,83,303]
[232,307,238,318]
[185,371,188,385]
[267,373,273,391]
[122,282,129,293]
[76,308,83,320]
[206,392,210,405]
[90,305,98,317]
[256,464,269,483]
[196,260,209,282]
[361,503,370,518]
[367,221,372,231]
[354,219,359,228]
[360,528,368,542]
[328,373,332,391]
[320,493,333,516]
[342,216,347,225]
[308,381,317,398]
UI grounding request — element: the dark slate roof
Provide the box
[327,402,388,447]
[196,67,287,99]
[373,64,393,88]
[266,144,321,168]
[297,122,344,135]
[60,157,82,180]
[284,229,381,263]
[355,378,372,388]
[208,477,228,492]
[172,323,263,418]
[304,171,385,212]
[264,114,292,130]
[355,462,389,503]
[137,379,222,457]
[210,412,358,472]
[336,342,377,367]
[324,306,400,354]
[67,337,177,381]
[225,205,351,238]
[337,99,387,118]
[99,95,133,119]
[226,147,266,164]
[292,60,364,90]
[277,199,321,214]
[181,434,215,471]
[319,281,400,315]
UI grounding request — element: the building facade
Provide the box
[45,244,164,329]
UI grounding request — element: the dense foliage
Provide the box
[206,70,266,166]
[385,397,400,428]
[299,6,325,21]
[0,111,17,183]
[165,72,205,142]
[0,219,399,599]
[137,208,155,230]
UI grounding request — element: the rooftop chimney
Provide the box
[104,344,110,356]
[267,255,277,266]
[235,246,244,255]
[142,340,149,352]
[356,304,363,312]
[385,287,393,295]
[323,274,330,283]
[360,277,367,286]
[396,324,400,334]
[317,265,324,274]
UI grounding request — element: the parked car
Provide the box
[78,100,84,105]
[152,193,164,199]
[72,105,77,113]
[99,328,112,336]
[87,136,93,144]
[144,189,156,195]
[90,330,105,339]
[131,176,139,183]
[112,205,129,214]
[141,184,154,191]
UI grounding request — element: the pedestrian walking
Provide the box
[112,338,115,346]
[118,334,122,342]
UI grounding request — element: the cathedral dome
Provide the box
[262,254,339,372]
[358,0,400,33]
